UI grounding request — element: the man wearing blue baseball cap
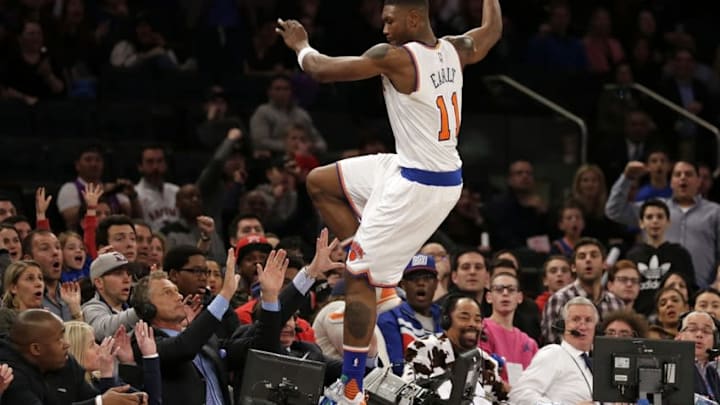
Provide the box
[377,254,444,376]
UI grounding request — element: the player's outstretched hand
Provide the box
[276,18,309,52]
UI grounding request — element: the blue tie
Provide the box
[581,352,593,372]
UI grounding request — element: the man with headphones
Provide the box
[676,310,720,402]
[129,247,287,405]
[510,296,597,405]
[401,294,507,404]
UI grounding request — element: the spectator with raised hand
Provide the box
[80,182,105,259]
[64,321,160,405]
[34,187,53,231]
[60,281,83,322]
[163,245,238,340]
[231,227,346,401]
[196,88,245,148]
[55,145,133,232]
[161,184,225,263]
[196,127,247,238]
[132,321,160,404]
[35,183,102,264]
[129,246,284,405]
[606,160,720,288]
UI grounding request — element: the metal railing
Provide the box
[483,74,589,163]
[605,82,720,174]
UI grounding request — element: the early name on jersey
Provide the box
[430,67,457,89]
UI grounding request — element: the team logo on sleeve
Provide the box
[348,241,365,261]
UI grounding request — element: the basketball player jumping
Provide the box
[276,1,502,403]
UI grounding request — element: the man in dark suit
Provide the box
[595,108,659,186]
[130,247,287,405]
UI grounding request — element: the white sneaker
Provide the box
[319,379,367,405]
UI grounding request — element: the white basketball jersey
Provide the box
[382,38,463,172]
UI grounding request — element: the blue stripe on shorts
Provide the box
[400,167,463,186]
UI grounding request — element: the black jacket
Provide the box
[133,303,281,405]
[626,241,697,316]
[695,362,720,401]
[0,339,98,405]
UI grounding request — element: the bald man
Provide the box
[0,309,145,405]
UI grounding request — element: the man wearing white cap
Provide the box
[82,251,140,340]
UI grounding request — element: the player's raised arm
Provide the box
[276,18,407,83]
[446,0,502,66]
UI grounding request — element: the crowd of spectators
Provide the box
[0,0,719,404]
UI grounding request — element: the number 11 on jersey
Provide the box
[436,92,459,141]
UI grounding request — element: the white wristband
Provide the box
[297,46,319,71]
[95,395,103,405]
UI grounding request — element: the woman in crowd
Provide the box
[64,321,161,405]
[2,260,44,311]
[653,286,688,339]
[148,233,165,271]
[694,288,720,320]
[571,164,633,248]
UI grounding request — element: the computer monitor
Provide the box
[593,336,694,405]
[449,348,484,405]
[239,349,326,405]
